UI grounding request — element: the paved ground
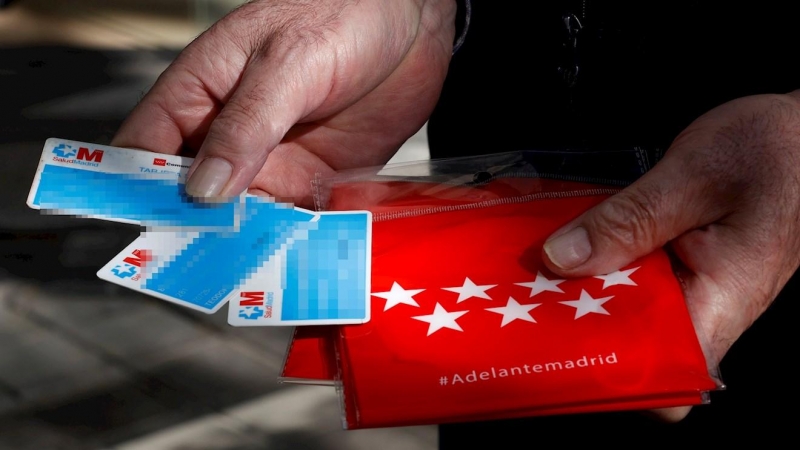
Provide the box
[0,2,435,449]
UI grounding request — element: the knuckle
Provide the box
[591,187,664,250]
[207,103,262,155]
[229,0,350,52]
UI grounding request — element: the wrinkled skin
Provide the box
[542,93,800,420]
[114,0,800,423]
[113,0,456,204]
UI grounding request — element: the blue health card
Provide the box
[143,198,316,311]
[226,210,372,325]
[281,212,371,321]
[32,165,239,229]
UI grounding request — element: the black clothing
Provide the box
[430,2,800,445]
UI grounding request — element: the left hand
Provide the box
[540,91,800,421]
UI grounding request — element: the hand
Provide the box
[112,0,456,204]
[540,92,800,421]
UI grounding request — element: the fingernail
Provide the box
[544,227,592,269]
[185,158,233,198]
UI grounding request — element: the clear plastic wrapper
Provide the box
[281,149,723,429]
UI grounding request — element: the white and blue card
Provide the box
[97,196,372,324]
[27,138,241,229]
[30,138,372,325]
[227,210,372,326]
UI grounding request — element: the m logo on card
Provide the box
[111,249,151,281]
[77,147,104,163]
[111,265,137,279]
[51,143,104,166]
[238,291,273,319]
[52,143,77,158]
[123,249,151,267]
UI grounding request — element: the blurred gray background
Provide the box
[0,1,432,449]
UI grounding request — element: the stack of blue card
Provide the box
[27,138,372,326]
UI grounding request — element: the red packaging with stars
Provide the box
[282,151,723,429]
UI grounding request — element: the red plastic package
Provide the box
[282,151,722,429]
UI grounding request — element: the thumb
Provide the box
[541,160,722,277]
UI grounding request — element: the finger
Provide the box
[541,154,729,277]
[672,217,796,368]
[182,0,427,199]
[110,93,183,154]
[642,406,693,423]
[111,74,222,155]
[182,50,320,199]
[111,26,247,154]
[636,223,768,423]
[643,205,797,422]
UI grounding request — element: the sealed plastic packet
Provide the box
[281,150,723,429]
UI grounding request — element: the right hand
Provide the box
[112,0,457,205]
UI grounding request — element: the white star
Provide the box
[594,266,640,289]
[486,297,541,327]
[442,277,497,302]
[371,282,424,311]
[515,271,565,297]
[559,290,615,319]
[411,303,468,336]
